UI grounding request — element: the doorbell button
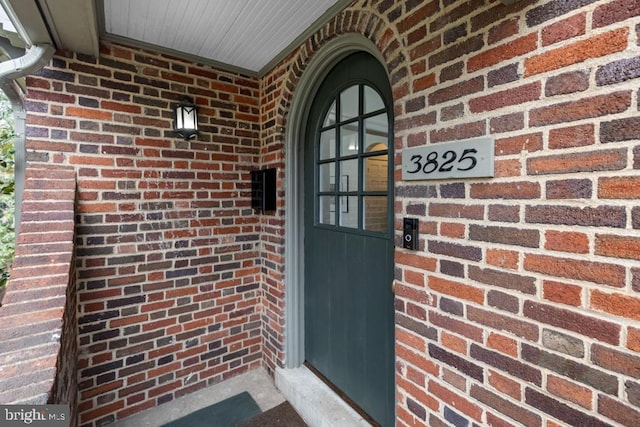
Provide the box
[403,217,419,251]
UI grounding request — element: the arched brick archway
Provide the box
[258,2,411,380]
[259,2,410,377]
[277,4,408,368]
[259,5,410,424]
[277,3,410,130]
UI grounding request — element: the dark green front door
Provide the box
[304,52,395,426]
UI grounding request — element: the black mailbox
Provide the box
[251,168,277,212]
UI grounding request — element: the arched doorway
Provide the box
[282,34,396,426]
[303,51,394,425]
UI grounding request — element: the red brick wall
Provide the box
[0,165,77,425]
[24,45,264,425]
[17,0,640,425]
[262,0,640,425]
[259,54,289,375]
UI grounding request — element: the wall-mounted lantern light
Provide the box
[173,98,199,140]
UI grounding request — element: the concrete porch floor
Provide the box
[110,365,371,426]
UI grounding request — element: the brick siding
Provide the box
[24,45,264,425]
[262,0,640,426]
[0,166,78,426]
[10,0,640,425]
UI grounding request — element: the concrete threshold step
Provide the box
[276,365,372,427]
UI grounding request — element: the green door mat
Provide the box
[161,392,262,427]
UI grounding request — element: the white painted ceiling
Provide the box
[102,0,342,75]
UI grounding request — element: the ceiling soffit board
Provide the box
[1,0,99,56]
[0,0,52,46]
[37,0,100,56]
[99,0,350,78]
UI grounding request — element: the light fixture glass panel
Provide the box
[340,124,359,156]
[319,195,336,225]
[319,162,335,193]
[339,196,358,228]
[182,106,197,129]
[175,110,184,129]
[363,196,388,233]
[364,155,388,192]
[320,130,335,160]
[364,85,385,113]
[340,85,359,121]
[323,101,337,127]
[364,114,388,152]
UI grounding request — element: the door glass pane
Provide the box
[340,123,359,156]
[364,155,388,191]
[363,196,387,233]
[319,162,335,192]
[340,85,359,121]
[319,195,336,225]
[364,114,388,152]
[364,85,385,114]
[340,196,358,228]
[338,159,358,192]
[323,101,337,127]
[315,80,390,233]
[320,130,335,160]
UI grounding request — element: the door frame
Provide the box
[283,34,391,368]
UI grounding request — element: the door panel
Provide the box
[304,52,394,426]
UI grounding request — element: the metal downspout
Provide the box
[0,44,54,230]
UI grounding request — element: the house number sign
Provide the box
[402,137,495,181]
